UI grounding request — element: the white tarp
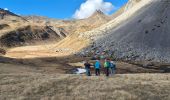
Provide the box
[75,68,86,74]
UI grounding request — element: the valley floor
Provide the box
[5,44,74,58]
[0,58,170,100]
[0,47,170,100]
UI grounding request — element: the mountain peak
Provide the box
[0,8,11,14]
[0,8,7,14]
[88,10,106,19]
[93,10,104,16]
[0,8,28,21]
[0,8,19,18]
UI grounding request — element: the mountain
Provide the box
[0,9,110,55]
[0,9,69,54]
[78,0,170,63]
[24,10,111,34]
[48,10,111,53]
[0,11,68,48]
[84,10,111,29]
[89,10,111,21]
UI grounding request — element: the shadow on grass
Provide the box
[0,55,170,74]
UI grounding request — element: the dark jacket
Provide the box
[84,63,91,69]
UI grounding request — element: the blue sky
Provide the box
[0,0,128,19]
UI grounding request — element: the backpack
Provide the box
[111,63,116,69]
[104,62,110,68]
[110,63,114,67]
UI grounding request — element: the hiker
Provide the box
[104,59,110,76]
[110,61,116,75]
[94,60,101,76]
[84,61,91,76]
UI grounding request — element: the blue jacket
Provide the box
[95,61,101,69]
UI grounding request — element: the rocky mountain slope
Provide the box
[78,0,170,63]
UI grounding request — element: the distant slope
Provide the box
[0,9,111,55]
[25,10,111,34]
[46,10,111,54]
[0,25,68,48]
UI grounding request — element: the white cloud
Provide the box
[4,8,9,11]
[73,0,114,19]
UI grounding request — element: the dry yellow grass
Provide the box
[4,32,90,58]
[0,73,169,100]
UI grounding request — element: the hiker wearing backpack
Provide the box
[104,59,110,76]
[110,61,116,75]
[84,61,91,76]
[94,60,101,76]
